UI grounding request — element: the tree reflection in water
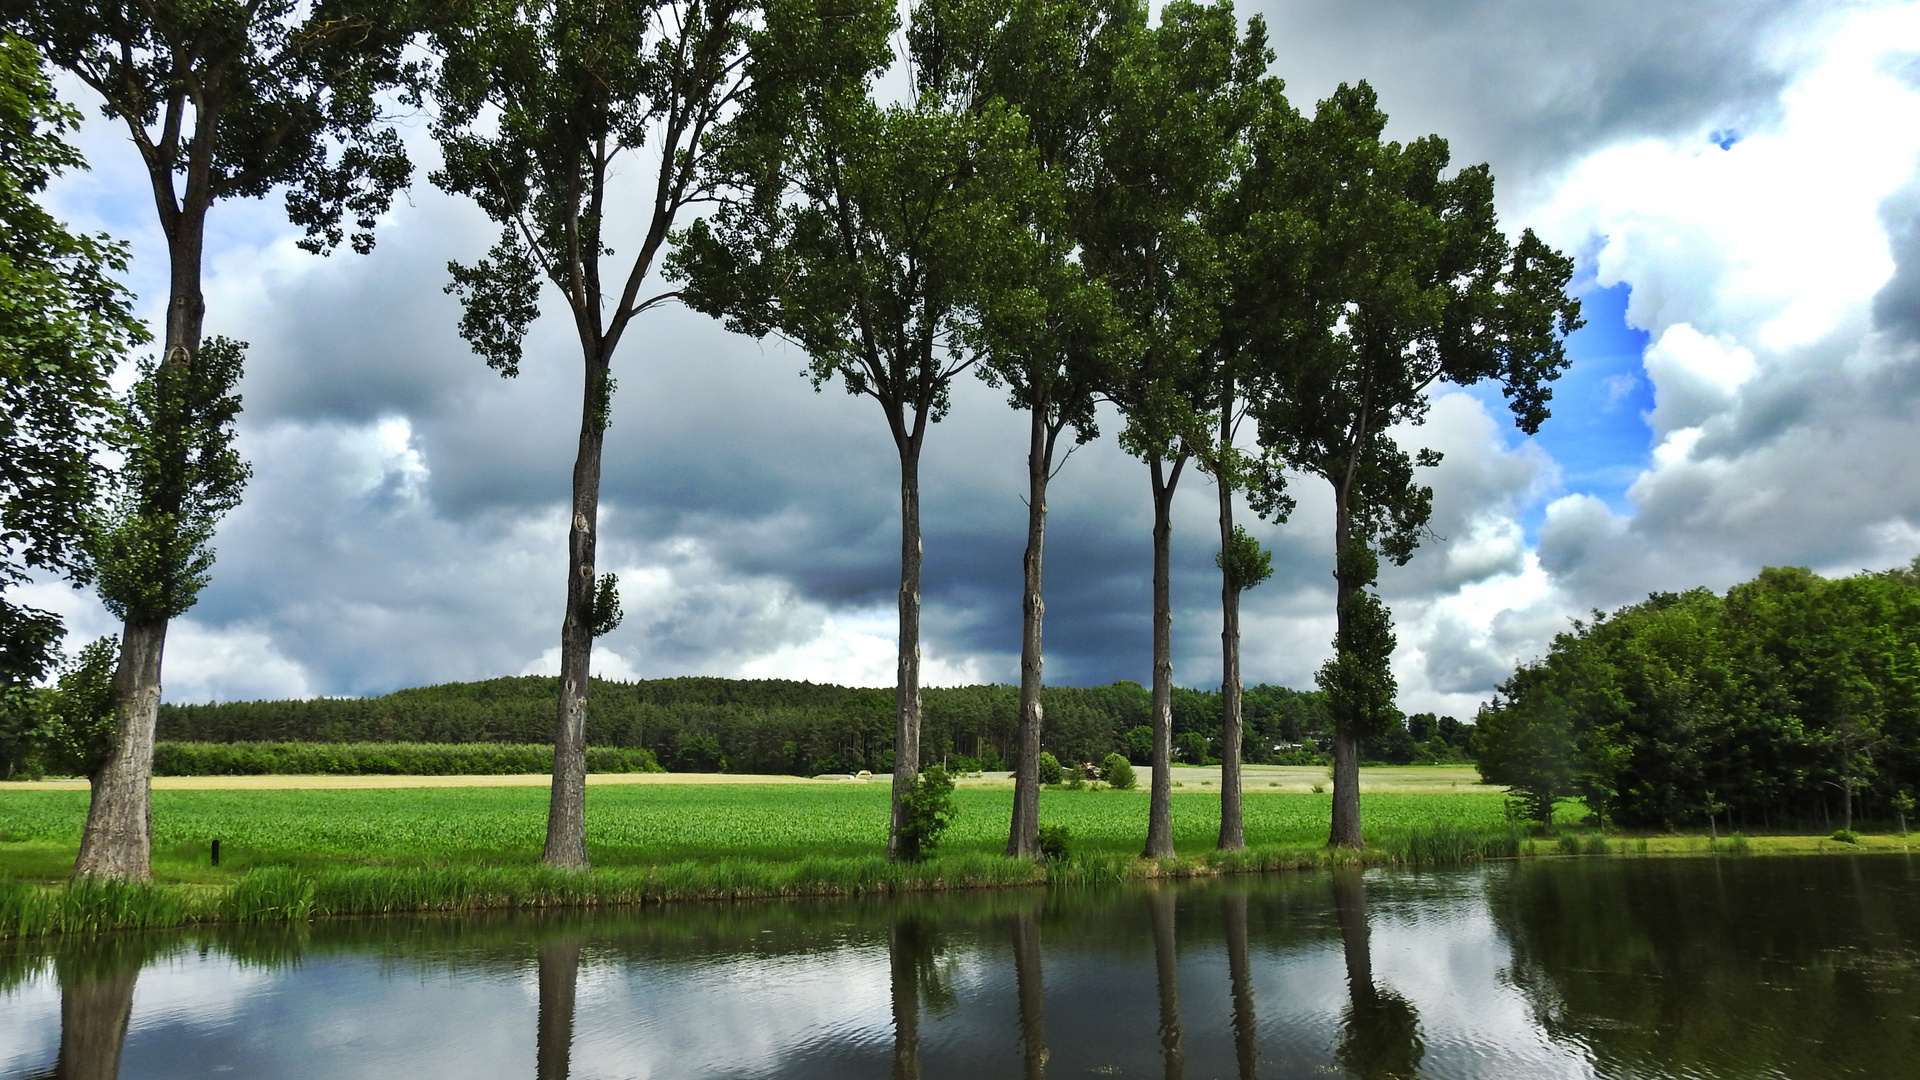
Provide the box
[536,938,583,1080]
[19,942,148,1080]
[1011,899,1048,1079]
[1223,887,1257,1080]
[889,915,957,1080]
[1149,886,1184,1080]
[1331,869,1423,1080]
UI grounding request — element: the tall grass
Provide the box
[1386,823,1523,865]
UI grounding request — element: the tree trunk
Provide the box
[1224,889,1256,1080]
[1150,886,1184,1080]
[74,199,207,881]
[536,940,581,1080]
[1144,456,1180,860]
[1842,776,1854,833]
[1013,901,1048,1079]
[74,619,166,880]
[1217,433,1244,851]
[1328,487,1364,850]
[1007,406,1051,859]
[545,355,610,869]
[888,440,925,861]
[55,964,138,1080]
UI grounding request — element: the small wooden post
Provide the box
[211,838,221,867]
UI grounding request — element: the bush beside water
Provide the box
[150,742,661,777]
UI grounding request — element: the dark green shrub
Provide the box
[1831,829,1859,844]
[1175,731,1210,765]
[1101,753,1135,790]
[1038,824,1071,861]
[1124,725,1153,765]
[673,732,724,772]
[896,765,957,861]
[1037,751,1062,785]
[1581,833,1610,855]
[1557,832,1583,856]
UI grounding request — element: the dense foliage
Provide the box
[143,675,1418,777]
[1475,561,1920,829]
[0,32,144,717]
[149,742,659,777]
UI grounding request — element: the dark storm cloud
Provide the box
[1250,0,1801,205]
[134,0,1888,703]
[1872,176,1920,345]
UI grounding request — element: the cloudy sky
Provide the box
[20,0,1920,717]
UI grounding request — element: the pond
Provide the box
[4,854,1918,1079]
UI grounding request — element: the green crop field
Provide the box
[0,784,1510,883]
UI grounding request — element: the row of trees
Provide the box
[0,0,1576,877]
[1474,560,1920,831]
[120,674,1361,773]
[664,0,1577,859]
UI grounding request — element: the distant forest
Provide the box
[157,677,1473,776]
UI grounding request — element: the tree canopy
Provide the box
[1475,560,1920,830]
[0,32,145,694]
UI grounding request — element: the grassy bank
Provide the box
[4,780,1910,941]
[1,829,1525,941]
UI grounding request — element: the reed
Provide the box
[1386,823,1525,865]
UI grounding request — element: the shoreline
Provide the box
[4,827,1914,944]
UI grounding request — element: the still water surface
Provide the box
[4,855,1918,1079]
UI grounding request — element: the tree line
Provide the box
[140,676,1405,774]
[1,671,1472,778]
[1474,559,1920,833]
[0,0,1575,878]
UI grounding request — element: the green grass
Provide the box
[0,784,1512,877]
[0,784,1526,939]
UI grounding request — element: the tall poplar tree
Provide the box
[1198,72,1291,851]
[6,0,430,878]
[1082,0,1264,860]
[672,0,1048,859]
[429,0,759,868]
[917,0,1128,860]
[1247,83,1581,849]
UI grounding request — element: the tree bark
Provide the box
[545,355,610,869]
[889,439,925,861]
[1217,423,1245,851]
[1013,901,1048,1079]
[536,940,581,1080]
[1150,886,1184,1080]
[1007,406,1052,859]
[74,620,167,879]
[1328,485,1365,850]
[1224,889,1257,1080]
[54,962,137,1080]
[1144,455,1180,860]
